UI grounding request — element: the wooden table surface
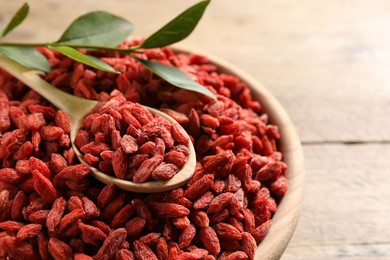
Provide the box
[1,0,390,259]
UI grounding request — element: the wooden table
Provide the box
[1,0,390,259]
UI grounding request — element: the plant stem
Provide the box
[0,42,43,47]
[0,41,139,53]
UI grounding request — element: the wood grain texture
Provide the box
[1,0,389,259]
[284,144,390,259]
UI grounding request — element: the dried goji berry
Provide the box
[78,221,107,242]
[111,204,135,229]
[152,162,179,181]
[125,217,146,237]
[241,232,257,260]
[213,222,242,241]
[133,155,163,183]
[94,228,127,260]
[184,174,214,201]
[155,237,168,260]
[48,237,73,260]
[206,192,234,215]
[32,170,59,203]
[149,202,190,218]
[178,224,196,248]
[138,232,161,247]
[16,223,42,240]
[0,168,22,184]
[46,197,66,232]
[133,240,158,260]
[251,220,272,243]
[199,226,220,256]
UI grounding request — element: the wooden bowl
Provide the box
[175,46,306,259]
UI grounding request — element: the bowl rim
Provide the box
[173,45,306,259]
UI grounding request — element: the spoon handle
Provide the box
[0,55,97,121]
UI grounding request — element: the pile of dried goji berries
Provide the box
[76,95,190,182]
[0,39,288,260]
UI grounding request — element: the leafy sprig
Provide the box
[0,1,216,99]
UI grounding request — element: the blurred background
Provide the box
[1,0,390,259]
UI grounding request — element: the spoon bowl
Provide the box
[0,55,197,193]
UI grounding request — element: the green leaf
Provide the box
[0,46,50,72]
[0,3,29,38]
[48,45,119,74]
[140,0,210,49]
[136,57,216,100]
[57,11,133,47]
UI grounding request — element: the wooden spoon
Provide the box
[0,55,196,193]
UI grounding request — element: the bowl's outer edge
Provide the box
[173,45,306,260]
